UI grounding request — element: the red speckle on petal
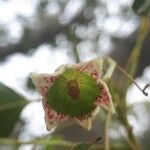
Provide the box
[48,113,54,120]
[76,63,92,72]
[43,76,51,83]
[43,100,67,124]
[39,86,49,96]
[58,114,66,122]
[50,76,57,82]
[76,62,100,80]
[91,70,99,79]
[37,76,58,96]
[96,85,110,105]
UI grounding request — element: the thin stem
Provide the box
[0,101,29,111]
[0,137,74,147]
[0,99,41,112]
[142,84,150,96]
[91,137,102,145]
[108,56,149,96]
[72,47,81,63]
[113,16,149,150]
[126,17,149,77]
[92,137,102,144]
[121,129,138,150]
[104,113,111,150]
[0,137,131,149]
[115,63,149,96]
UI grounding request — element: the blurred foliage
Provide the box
[132,0,150,16]
[43,136,67,150]
[72,143,91,150]
[0,83,28,137]
[26,77,36,90]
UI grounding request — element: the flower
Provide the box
[31,58,115,130]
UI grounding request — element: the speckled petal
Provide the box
[30,69,69,130]
[75,58,103,80]
[75,107,99,130]
[95,80,115,114]
[30,73,58,97]
[55,58,103,81]
[43,99,68,130]
[30,64,69,97]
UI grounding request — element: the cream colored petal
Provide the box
[56,57,103,80]
[42,99,68,130]
[95,79,115,114]
[30,63,70,97]
[75,106,100,130]
[30,73,58,97]
[74,57,103,80]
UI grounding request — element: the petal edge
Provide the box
[95,80,115,114]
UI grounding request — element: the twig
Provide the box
[0,137,131,149]
[0,137,74,147]
[104,113,111,150]
[115,63,149,96]
[0,101,29,111]
[92,137,102,144]
[0,99,42,112]
[142,84,150,96]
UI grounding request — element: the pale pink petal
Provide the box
[43,99,68,130]
[31,68,69,130]
[30,73,58,97]
[95,80,115,114]
[30,64,69,97]
[75,58,103,80]
[75,107,99,130]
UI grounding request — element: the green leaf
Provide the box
[72,143,91,150]
[26,77,36,90]
[132,0,150,15]
[0,83,28,137]
[132,0,144,12]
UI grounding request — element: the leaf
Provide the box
[26,77,36,90]
[132,0,150,15]
[71,143,91,150]
[0,83,28,137]
[132,0,144,12]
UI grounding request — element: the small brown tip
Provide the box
[67,79,80,99]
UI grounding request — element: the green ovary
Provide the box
[47,69,100,117]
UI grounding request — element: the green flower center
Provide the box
[47,69,100,117]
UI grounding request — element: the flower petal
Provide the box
[75,106,99,130]
[30,73,58,97]
[43,99,68,130]
[75,58,103,80]
[95,80,115,114]
[30,64,68,97]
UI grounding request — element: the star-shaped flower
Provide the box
[31,58,115,130]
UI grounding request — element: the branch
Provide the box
[0,8,89,60]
